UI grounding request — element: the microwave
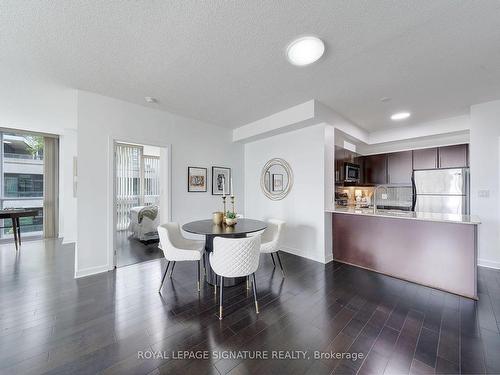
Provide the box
[344,162,360,183]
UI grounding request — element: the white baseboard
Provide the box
[75,264,112,278]
[62,238,77,245]
[280,245,329,264]
[478,258,500,270]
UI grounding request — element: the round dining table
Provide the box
[182,218,267,287]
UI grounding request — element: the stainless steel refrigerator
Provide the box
[412,168,470,214]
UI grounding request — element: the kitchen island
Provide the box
[328,207,480,299]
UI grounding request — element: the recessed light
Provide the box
[390,112,411,121]
[380,97,391,102]
[144,97,157,103]
[286,36,325,66]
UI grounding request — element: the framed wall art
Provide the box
[188,167,207,192]
[212,166,231,195]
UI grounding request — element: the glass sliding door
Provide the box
[0,132,45,238]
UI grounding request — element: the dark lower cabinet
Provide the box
[387,150,413,184]
[438,144,469,168]
[364,154,387,184]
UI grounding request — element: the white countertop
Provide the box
[327,206,481,225]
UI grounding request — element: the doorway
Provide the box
[114,141,163,267]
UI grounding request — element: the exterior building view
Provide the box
[1,133,43,238]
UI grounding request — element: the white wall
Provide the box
[244,123,328,263]
[59,128,77,243]
[0,70,78,243]
[470,100,500,269]
[76,91,244,277]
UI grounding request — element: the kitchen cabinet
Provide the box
[387,151,413,184]
[335,147,364,184]
[363,154,387,184]
[354,155,365,183]
[413,148,438,170]
[341,144,469,187]
[438,144,468,168]
[334,147,345,182]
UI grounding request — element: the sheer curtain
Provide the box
[115,144,142,230]
[43,137,59,238]
[115,143,160,230]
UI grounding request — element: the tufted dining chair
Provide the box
[259,219,286,277]
[210,236,261,320]
[157,223,205,294]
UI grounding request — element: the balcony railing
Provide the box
[4,153,43,160]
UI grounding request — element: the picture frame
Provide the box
[272,173,284,192]
[187,167,207,192]
[212,166,231,195]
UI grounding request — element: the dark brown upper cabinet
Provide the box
[413,148,438,170]
[364,154,387,185]
[387,151,413,184]
[438,144,469,168]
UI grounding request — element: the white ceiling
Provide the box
[1,1,500,131]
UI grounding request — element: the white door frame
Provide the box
[107,135,171,269]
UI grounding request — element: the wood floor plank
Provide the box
[1,239,500,374]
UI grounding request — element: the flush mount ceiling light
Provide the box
[390,112,411,121]
[144,96,157,103]
[286,36,325,66]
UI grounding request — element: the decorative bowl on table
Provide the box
[224,212,238,226]
[225,217,237,226]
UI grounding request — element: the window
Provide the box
[115,143,160,230]
[0,132,44,238]
[4,174,43,197]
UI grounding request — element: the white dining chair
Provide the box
[260,219,286,277]
[157,223,205,294]
[210,236,261,320]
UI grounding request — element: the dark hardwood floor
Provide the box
[1,239,500,374]
[116,230,162,268]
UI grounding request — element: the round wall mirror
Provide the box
[260,158,294,200]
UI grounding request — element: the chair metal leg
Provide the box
[251,273,259,314]
[219,276,224,320]
[276,252,285,277]
[270,253,276,267]
[202,254,206,275]
[158,261,170,293]
[197,261,201,292]
[169,261,176,278]
[246,275,251,290]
